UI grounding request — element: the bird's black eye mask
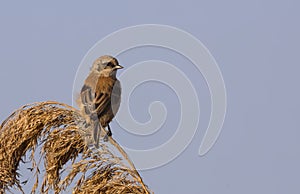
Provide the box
[104,62,114,69]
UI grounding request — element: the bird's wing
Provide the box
[80,84,96,115]
[111,80,121,115]
[93,77,114,116]
[94,91,111,116]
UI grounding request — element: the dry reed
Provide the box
[0,101,152,194]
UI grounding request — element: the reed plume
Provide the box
[0,101,151,194]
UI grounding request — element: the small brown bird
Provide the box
[78,55,123,145]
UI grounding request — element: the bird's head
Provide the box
[91,55,123,77]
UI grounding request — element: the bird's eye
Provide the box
[106,62,113,68]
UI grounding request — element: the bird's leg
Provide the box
[107,124,112,136]
[90,112,98,121]
[103,125,112,142]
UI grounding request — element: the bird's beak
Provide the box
[114,65,124,70]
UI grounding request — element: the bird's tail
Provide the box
[93,122,100,148]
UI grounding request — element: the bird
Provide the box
[78,55,123,146]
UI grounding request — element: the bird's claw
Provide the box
[103,134,109,142]
[103,130,112,142]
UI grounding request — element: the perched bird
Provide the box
[78,55,123,145]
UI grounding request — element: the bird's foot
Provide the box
[83,121,90,128]
[103,130,112,142]
[103,134,109,142]
[90,113,98,121]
